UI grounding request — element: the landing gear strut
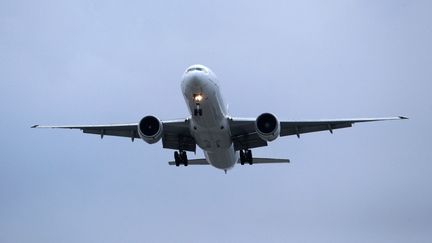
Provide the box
[194,104,203,116]
[240,149,253,165]
[174,151,188,166]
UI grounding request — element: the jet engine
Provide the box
[255,113,280,142]
[138,115,163,144]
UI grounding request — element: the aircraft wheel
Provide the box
[174,151,180,167]
[240,150,245,165]
[246,150,253,165]
[181,151,188,166]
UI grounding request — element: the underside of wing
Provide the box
[229,116,407,150]
[280,117,407,137]
[32,118,197,151]
[229,118,267,151]
[161,119,196,152]
[32,123,140,140]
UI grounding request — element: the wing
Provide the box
[32,123,140,139]
[32,119,196,152]
[279,117,407,137]
[229,116,407,151]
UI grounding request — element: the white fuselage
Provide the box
[181,65,238,170]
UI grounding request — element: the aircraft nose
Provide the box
[184,73,207,88]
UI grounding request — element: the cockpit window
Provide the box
[186,66,208,73]
[187,67,203,72]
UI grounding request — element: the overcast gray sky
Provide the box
[1,0,431,242]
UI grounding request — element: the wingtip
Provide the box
[399,116,409,120]
[31,125,39,128]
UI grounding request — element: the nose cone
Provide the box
[183,72,208,89]
[181,64,217,91]
[184,73,206,87]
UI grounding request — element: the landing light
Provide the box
[194,94,203,102]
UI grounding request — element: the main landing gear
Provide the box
[174,151,188,166]
[240,149,253,165]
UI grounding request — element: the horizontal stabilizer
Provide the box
[168,158,290,166]
[168,159,208,166]
[245,158,290,164]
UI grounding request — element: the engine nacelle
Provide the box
[138,115,163,144]
[255,113,280,142]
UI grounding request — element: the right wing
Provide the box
[32,119,197,152]
[32,123,141,139]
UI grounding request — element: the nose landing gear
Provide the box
[174,151,188,166]
[240,149,253,165]
[193,105,203,116]
[193,94,203,116]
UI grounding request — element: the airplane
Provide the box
[32,64,407,173]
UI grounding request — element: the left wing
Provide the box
[32,119,196,152]
[230,116,407,151]
[279,117,407,137]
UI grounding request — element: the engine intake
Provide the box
[255,113,280,142]
[138,115,163,144]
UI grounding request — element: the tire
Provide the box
[174,151,180,167]
[247,150,253,165]
[239,150,245,165]
[181,151,188,166]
